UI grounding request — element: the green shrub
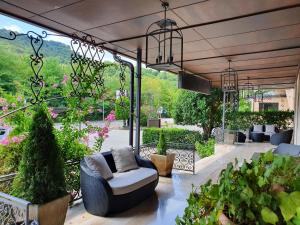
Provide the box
[115,97,130,120]
[142,128,202,145]
[176,152,300,225]
[227,111,294,130]
[12,106,67,204]
[195,138,215,158]
[157,131,167,155]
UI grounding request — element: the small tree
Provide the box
[173,88,223,139]
[157,131,167,155]
[115,97,130,126]
[12,106,66,204]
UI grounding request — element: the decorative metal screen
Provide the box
[70,35,106,98]
[0,192,38,225]
[140,143,196,173]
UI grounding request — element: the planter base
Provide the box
[151,153,175,176]
[31,195,70,225]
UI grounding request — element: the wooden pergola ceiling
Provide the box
[1,0,300,89]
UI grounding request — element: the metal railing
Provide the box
[140,143,196,174]
[0,161,82,205]
[0,192,38,225]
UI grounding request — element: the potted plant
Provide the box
[12,106,69,225]
[150,131,175,176]
[176,151,300,225]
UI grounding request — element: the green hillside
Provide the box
[0,28,178,116]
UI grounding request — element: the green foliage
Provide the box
[12,106,67,204]
[227,111,294,130]
[173,88,223,139]
[157,131,167,155]
[142,128,203,145]
[195,138,215,158]
[177,152,300,225]
[115,97,130,120]
[0,141,25,175]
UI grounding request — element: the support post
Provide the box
[135,48,142,154]
[222,91,226,141]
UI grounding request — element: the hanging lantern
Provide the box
[145,1,183,71]
[221,60,238,92]
[243,77,254,100]
[255,86,264,102]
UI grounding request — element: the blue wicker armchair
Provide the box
[80,151,158,216]
[270,129,293,146]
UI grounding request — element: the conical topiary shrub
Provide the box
[12,106,66,204]
[157,131,167,155]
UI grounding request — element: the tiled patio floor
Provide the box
[65,142,274,225]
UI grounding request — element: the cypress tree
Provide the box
[157,131,167,155]
[12,106,66,204]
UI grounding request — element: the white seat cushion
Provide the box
[108,167,158,195]
[265,125,275,133]
[111,146,138,172]
[253,125,263,132]
[85,153,113,180]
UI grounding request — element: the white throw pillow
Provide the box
[85,153,113,180]
[265,125,275,133]
[111,146,138,172]
[253,125,263,132]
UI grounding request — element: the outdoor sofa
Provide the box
[80,150,158,216]
[249,125,279,142]
[270,129,293,146]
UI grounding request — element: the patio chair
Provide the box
[274,143,300,157]
[270,129,293,146]
[80,151,158,216]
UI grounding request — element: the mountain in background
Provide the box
[0,29,72,64]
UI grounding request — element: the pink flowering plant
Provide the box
[83,110,116,152]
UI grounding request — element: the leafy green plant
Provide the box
[227,111,294,130]
[143,128,202,145]
[115,97,130,121]
[157,131,167,155]
[12,106,67,204]
[176,152,300,225]
[173,88,223,139]
[195,138,215,158]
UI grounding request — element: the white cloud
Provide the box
[46,34,71,46]
[4,25,22,33]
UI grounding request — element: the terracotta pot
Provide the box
[219,212,236,225]
[30,195,70,225]
[150,153,175,176]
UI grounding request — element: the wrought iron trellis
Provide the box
[0,30,48,104]
[113,54,128,106]
[140,143,196,173]
[69,34,106,99]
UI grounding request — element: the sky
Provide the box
[0,14,137,64]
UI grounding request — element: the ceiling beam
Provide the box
[179,46,300,63]
[193,64,298,75]
[211,75,296,82]
[100,3,300,45]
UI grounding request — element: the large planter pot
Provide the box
[31,194,70,225]
[150,153,175,176]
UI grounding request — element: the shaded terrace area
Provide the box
[1,0,300,225]
[65,142,274,225]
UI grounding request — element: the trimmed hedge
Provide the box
[227,111,294,130]
[142,128,202,145]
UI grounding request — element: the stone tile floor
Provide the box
[65,142,274,225]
